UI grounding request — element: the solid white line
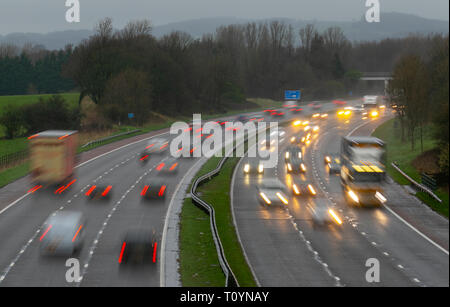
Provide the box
[384,204,449,255]
[0,131,169,216]
[160,156,207,287]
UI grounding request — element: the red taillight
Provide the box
[85,185,97,196]
[156,163,165,171]
[152,242,158,263]
[101,186,112,197]
[140,155,149,161]
[141,185,149,196]
[146,144,154,149]
[118,242,126,263]
[40,225,52,241]
[169,163,178,171]
[28,134,39,140]
[158,185,166,197]
[58,179,76,194]
[28,185,42,193]
[72,225,83,242]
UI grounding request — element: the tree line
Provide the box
[0,43,74,95]
[388,35,449,177]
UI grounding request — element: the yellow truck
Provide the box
[28,130,78,185]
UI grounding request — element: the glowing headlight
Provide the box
[293,184,300,195]
[338,111,344,115]
[258,164,264,173]
[329,209,342,225]
[313,126,319,132]
[285,152,290,159]
[325,156,331,163]
[371,111,379,117]
[287,163,292,171]
[244,164,250,173]
[312,113,320,118]
[301,163,306,172]
[293,120,302,127]
[304,126,311,131]
[348,190,359,203]
[380,105,386,109]
[344,110,351,116]
[321,114,328,118]
[308,184,316,195]
[276,192,289,205]
[302,121,309,126]
[291,137,296,143]
[260,192,271,204]
[375,191,387,204]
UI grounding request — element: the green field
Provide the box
[373,118,448,217]
[0,93,79,114]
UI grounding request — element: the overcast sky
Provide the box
[0,0,448,35]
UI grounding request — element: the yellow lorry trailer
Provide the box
[29,130,78,185]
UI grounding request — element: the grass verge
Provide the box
[373,118,448,217]
[180,154,257,286]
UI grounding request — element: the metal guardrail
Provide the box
[0,149,29,169]
[81,129,141,149]
[190,155,239,287]
[391,162,442,203]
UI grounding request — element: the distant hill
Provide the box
[0,12,448,50]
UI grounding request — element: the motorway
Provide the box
[232,101,449,287]
[0,99,448,287]
[0,112,245,286]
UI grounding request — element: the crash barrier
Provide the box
[190,155,239,287]
[81,129,141,149]
[391,162,442,204]
[0,149,28,169]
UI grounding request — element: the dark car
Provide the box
[285,146,302,163]
[85,182,113,200]
[286,155,307,174]
[141,180,168,201]
[119,229,158,265]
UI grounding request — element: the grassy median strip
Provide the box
[197,157,257,286]
[179,157,225,286]
[373,118,449,217]
[180,153,257,287]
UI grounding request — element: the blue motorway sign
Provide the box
[128,113,134,119]
[284,90,301,100]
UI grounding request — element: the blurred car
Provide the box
[235,115,249,123]
[243,158,264,174]
[118,229,158,265]
[283,101,298,108]
[337,109,352,118]
[286,155,307,174]
[257,179,289,206]
[333,99,347,106]
[262,128,286,148]
[290,107,304,114]
[285,146,302,163]
[156,157,179,174]
[248,114,265,122]
[289,135,303,145]
[174,145,198,158]
[85,182,113,200]
[326,155,341,174]
[270,109,286,117]
[309,101,322,110]
[309,199,343,226]
[140,138,169,162]
[141,180,168,200]
[291,179,317,197]
[40,211,85,256]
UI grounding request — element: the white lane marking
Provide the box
[384,205,449,255]
[0,131,169,216]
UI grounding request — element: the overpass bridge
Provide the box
[360,72,392,95]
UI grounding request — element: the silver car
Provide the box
[40,211,85,256]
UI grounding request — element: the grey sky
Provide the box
[0,0,448,34]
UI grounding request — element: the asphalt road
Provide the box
[232,102,449,287]
[0,111,258,287]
